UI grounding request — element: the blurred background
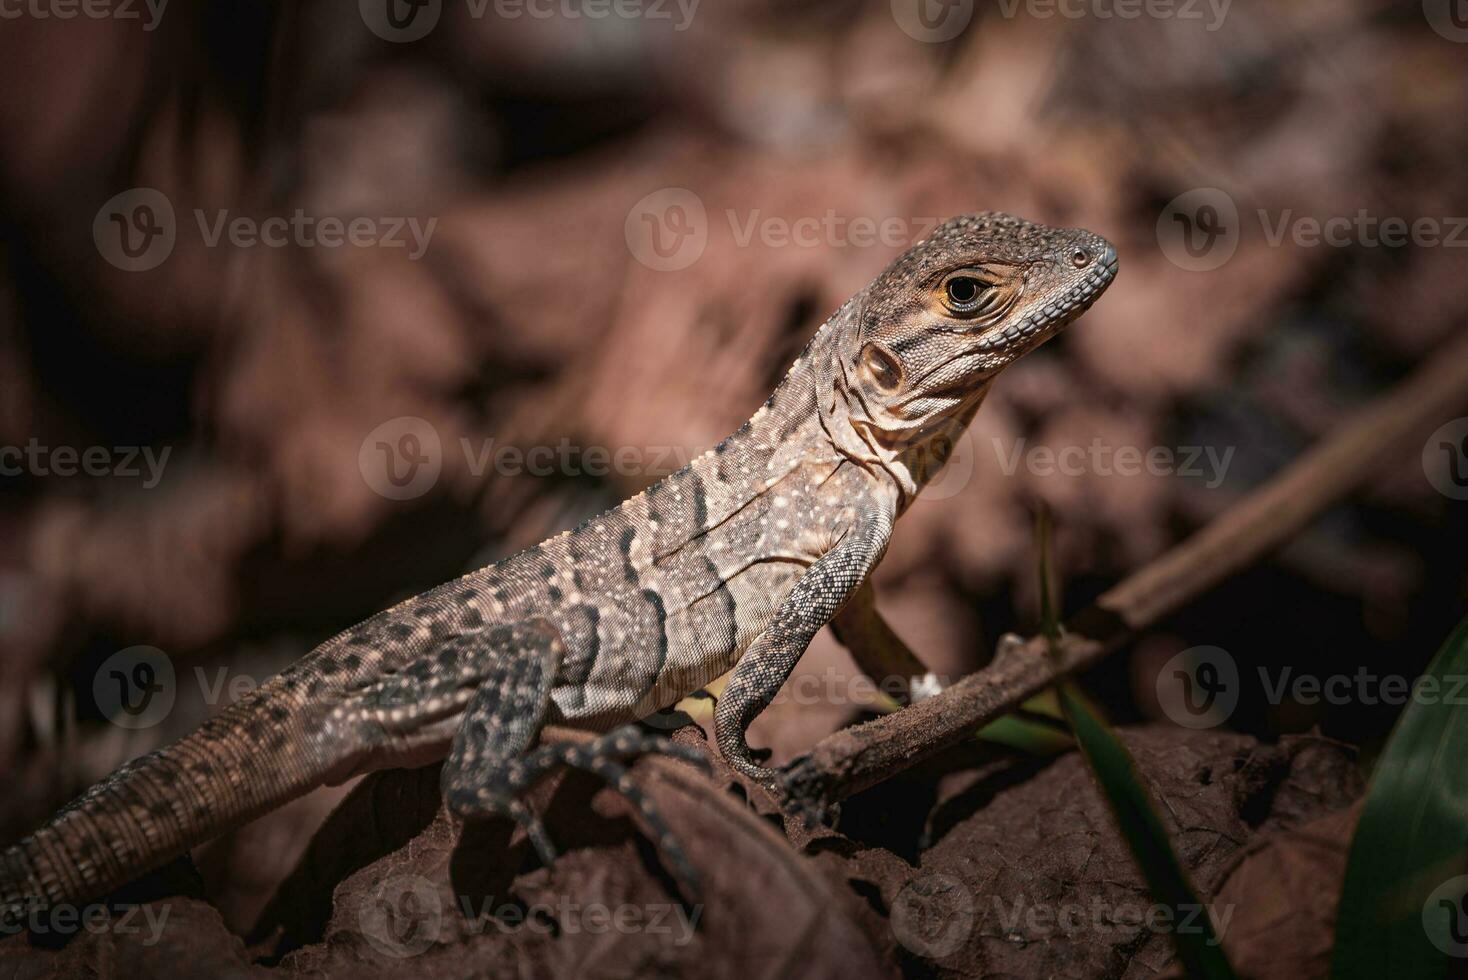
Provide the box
[0,0,1466,951]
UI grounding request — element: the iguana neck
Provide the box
[800,296,970,508]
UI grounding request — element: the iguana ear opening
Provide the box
[860,342,904,393]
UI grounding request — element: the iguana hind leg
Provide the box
[371,618,705,894]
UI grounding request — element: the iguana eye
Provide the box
[1071,248,1091,268]
[861,343,903,392]
[940,273,1003,318]
[945,276,985,311]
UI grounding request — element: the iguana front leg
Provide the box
[715,507,895,781]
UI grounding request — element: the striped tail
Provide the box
[1,672,341,924]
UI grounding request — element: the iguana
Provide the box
[1,211,1117,922]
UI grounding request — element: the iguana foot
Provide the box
[449,724,708,899]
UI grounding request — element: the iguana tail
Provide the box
[0,671,341,926]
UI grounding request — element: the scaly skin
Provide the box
[0,211,1117,921]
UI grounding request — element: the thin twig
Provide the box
[782,329,1468,811]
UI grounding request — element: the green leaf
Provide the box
[1330,614,1468,978]
[1035,505,1237,980]
[1055,682,1236,979]
[976,709,1074,756]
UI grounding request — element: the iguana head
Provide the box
[818,211,1118,502]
